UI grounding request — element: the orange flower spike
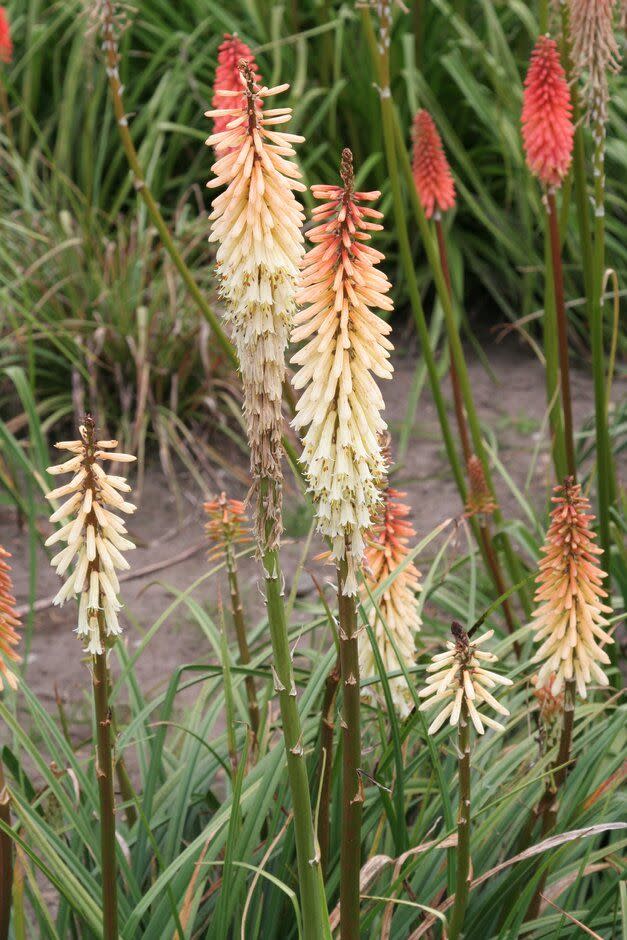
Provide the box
[210,34,261,141]
[531,478,613,698]
[521,35,574,187]
[204,493,251,561]
[291,149,394,593]
[465,454,498,518]
[0,547,21,690]
[412,110,456,220]
[359,487,422,717]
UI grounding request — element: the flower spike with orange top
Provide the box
[291,148,394,594]
[521,35,574,188]
[0,547,21,690]
[206,63,306,551]
[0,7,12,65]
[210,35,261,142]
[531,477,613,698]
[412,110,456,219]
[359,485,422,718]
[204,492,251,562]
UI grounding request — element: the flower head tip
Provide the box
[521,35,574,187]
[412,110,456,219]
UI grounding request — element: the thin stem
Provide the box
[317,655,340,877]
[435,219,519,646]
[448,704,471,940]
[338,558,362,940]
[526,680,576,921]
[0,762,12,940]
[0,74,13,148]
[547,191,577,479]
[225,543,260,738]
[93,631,119,940]
[260,481,329,939]
[101,6,235,366]
[590,121,615,598]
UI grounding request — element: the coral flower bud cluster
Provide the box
[0,547,21,690]
[521,35,574,187]
[291,149,394,593]
[359,486,422,718]
[204,492,251,562]
[465,454,498,518]
[411,109,456,219]
[531,478,613,698]
[419,624,512,735]
[569,0,621,128]
[207,64,306,550]
[0,6,12,65]
[210,34,261,141]
[45,418,136,655]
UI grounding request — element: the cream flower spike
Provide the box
[419,622,512,736]
[291,148,394,594]
[531,477,613,699]
[206,62,306,551]
[45,416,136,656]
[360,484,422,718]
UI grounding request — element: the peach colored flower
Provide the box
[204,492,251,562]
[412,110,456,219]
[531,478,613,698]
[206,64,305,551]
[521,35,574,186]
[45,417,136,655]
[0,547,21,690]
[291,148,393,593]
[419,623,512,736]
[360,486,422,717]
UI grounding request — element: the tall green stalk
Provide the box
[547,191,576,479]
[101,2,235,366]
[448,704,471,940]
[338,559,362,939]
[93,627,119,940]
[0,762,12,940]
[225,542,260,738]
[261,486,330,939]
[361,6,531,616]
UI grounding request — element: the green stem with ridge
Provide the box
[260,482,330,940]
[93,628,119,940]
[225,542,260,738]
[448,704,471,940]
[547,191,576,479]
[338,558,362,940]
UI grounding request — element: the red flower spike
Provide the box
[0,7,13,65]
[521,35,574,187]
[210,34,260,141]
[412,110,456,219]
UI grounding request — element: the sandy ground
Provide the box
[2,339,624,714]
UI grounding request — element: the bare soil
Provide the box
[3,339,623,713]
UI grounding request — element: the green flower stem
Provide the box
[93,630,119,940]
[338,558,362,940]
[260,484,330,939]
[547,191,576,479]
[543,227,568,481]
[361,7,531,615]
[448,704,471,940]
[0,761,12,940]
[317,655,340,877]
[526,679,576,921]
[435,219,519,647]
[101,5,235,367]
[590,125,615,594]
[225,543,260,738]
